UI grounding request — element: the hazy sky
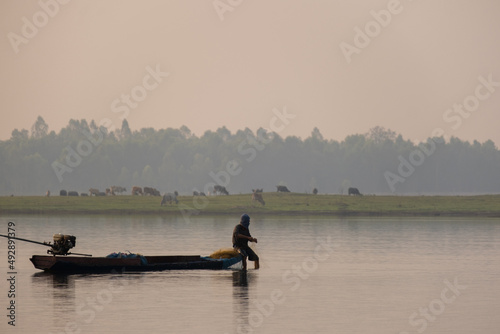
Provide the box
[1,1,499,145]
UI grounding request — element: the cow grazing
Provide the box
[276,185,291,192]
[144,187,161,196]
[89,188,99,196]
[161,193,178,206]
[131,186,143,196]
[60,190,67,196]
[252,191,265,206]
[68,191,79,196]
[214,185,229,195]
[105,188,115,196]
[348,187,362,196]
[111,186,126,194]
[80,193,88,197]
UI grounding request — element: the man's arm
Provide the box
[235,233,257,243]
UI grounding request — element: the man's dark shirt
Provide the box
[233,224,251,248]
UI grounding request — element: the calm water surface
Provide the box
[0,215,499,333]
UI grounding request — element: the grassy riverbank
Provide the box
[1,193,499,217]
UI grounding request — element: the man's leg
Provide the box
[241,256,247,270]
[246,247,259,270]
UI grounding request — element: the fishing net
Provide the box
[209,248,240,259]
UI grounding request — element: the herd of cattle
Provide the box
[55,186,168,197]
[249,186,362,206]
[55,186,179,206]
[53,185,363,207]
[57,185,128,197]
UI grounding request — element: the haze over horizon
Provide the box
[1,1,499,145]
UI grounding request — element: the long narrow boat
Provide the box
[0,232,242,274]
[30,254,242,274]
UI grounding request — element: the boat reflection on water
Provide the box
[29,271,146,332]
[31,272,77,329]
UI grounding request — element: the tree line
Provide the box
[1,116,499,196]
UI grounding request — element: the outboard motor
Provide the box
[1,230,90,257]
[48,234,76,255]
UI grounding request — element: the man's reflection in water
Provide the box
[233,269,248,287]
[232,269,256,333]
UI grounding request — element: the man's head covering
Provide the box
[240,213,250,228]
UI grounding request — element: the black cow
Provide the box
[214,185,229,195]
[276,185,290,192]
[161,193,178,206]
[144,187,161,196]
[60,190,67,196]
[348,187,362,196]
[68,191,79,196]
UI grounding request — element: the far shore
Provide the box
[1,193,499,217]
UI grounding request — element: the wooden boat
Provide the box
[0,232,242,274]
[30,254,242,274]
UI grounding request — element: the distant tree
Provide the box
[256,127,275,143]
[31,116,48,139]
[311,127,324,141]
[89,120,98,131]
[216,126,231,141]
[366,126,396,144]
[120,119,132,139]
[68,119,80,131]
[1,118,499,196]
[180,125,192,138]
[10,129,29,141]
[481,139,497,152]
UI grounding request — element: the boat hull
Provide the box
[30,255,242,274]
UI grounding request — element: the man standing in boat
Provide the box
[233,213,260,270]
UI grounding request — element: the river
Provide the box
[0,215,499,333]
